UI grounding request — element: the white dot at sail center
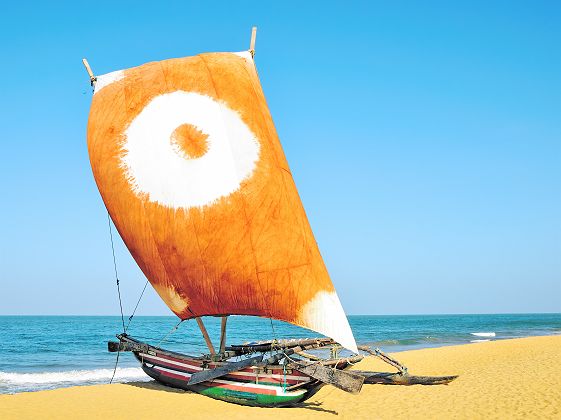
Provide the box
[120,91,260,209]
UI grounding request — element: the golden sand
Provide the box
[1,335,560,419]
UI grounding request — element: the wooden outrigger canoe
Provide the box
[86,27,458,408]
[109,334,457,407]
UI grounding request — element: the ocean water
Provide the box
[0,314,559,394]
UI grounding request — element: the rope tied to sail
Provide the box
[125,280,149,332]
[107,212,126,385]
[157,319,185,348]
[107,212,126,333]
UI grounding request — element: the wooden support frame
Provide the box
[196,317,216,355]
[358,345,408,374]
[219,316,228,354]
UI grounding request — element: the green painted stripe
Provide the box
[190,384,309,407]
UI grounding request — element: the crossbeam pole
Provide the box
[219,316,228,354]
[196,317,216,355]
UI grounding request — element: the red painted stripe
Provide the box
[142,355,200,373]
[146,353,309,385]
[208,381,276,396]
[152,353,205,367]
[227,372,302,385]
[157,368,192,381]
[152,353,309,379]
[154,367,277,396]
[149,359,303,385]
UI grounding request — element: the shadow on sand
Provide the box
[122,381,338,414]
[293,402,338,415]
[124,380,191,394]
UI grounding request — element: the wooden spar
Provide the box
[295,350,322,361]
[249,26,257,58]
[81,58,97,86]
[320,355,364,366]
[219,316,228,354]
[227,337,334,354]
[358,345,408,374]
[352,370,458,385]
[196,317,216,355]
[187,354,264,385]
[189,341,327,386]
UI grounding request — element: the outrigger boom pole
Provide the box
[81,58,97,87]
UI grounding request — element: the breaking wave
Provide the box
[0,368,149,393]
[470,332,496,337]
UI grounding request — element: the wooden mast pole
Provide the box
[219,316,228,354]
[249,26,257,58]
[195,317,216,355]
[81,58,97,86]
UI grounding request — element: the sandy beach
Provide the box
[1,335,559,419]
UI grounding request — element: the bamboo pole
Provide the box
[196,317,216,355]
[81,58,97,86]
[358,345,408,374]
[249,26,257,58]
[219,316,228,354]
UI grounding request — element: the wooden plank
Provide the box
[289,361,364,394]
[187,354,264,385]
[196,317,216,355]
[219,316,228,354]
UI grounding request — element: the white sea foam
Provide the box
[470,332,496,337]
[0,367,149,392]
[470,339,491,343]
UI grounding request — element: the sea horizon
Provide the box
[2,311,561,316]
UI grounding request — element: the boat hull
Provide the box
[133,350,322,407]
[139,361,319,407]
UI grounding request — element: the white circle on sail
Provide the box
[120,91,260,209]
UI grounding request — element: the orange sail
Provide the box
[86,51,357,352]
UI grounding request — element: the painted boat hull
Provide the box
[132,349,323,407]
[139,361,320,407]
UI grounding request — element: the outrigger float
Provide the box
[85,27,457,408]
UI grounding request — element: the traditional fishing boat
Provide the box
[83,28,456,407]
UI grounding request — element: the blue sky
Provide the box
[0,1,559,316]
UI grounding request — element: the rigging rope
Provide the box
[109,349,121,385]
[125,280,149,332]
[107,212,126,385]
[107,212,126,333]
[269,317,278,340]
[157,319,185,348]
